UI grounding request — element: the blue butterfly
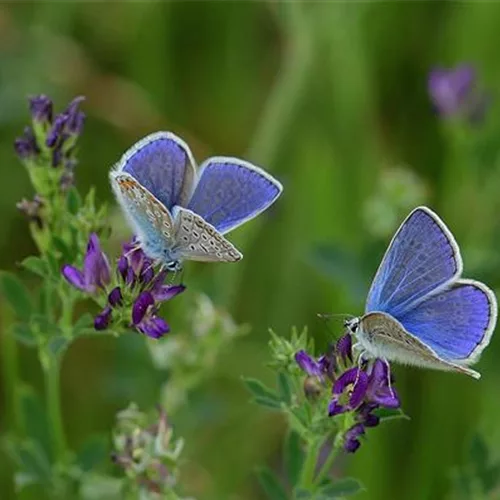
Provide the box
[110,131,283,271]
[345,206,497,379]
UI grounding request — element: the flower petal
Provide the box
[328,399,346,417]
[295,350,323,378]
[137,316,170,339]
[108,286,123,307]
[132,291,155,325]
[94,306,112,330]
[62,265,87,291]
[336,333,353,363]
[153,285,186,302]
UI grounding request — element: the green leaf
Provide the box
[277,371,292,405]
[66,187,82,215]
[374,407,410,422]
[285,430,304,488]
[294,489,313,499]
[74,313,95,335]
[31,314,61,338]
[21,256,50,278]
[253,397,283,410]
[243,377,279,401]
[11,323,38,347]
[257,467,288,500]
[0,272,33,320]
[320,477,364,497]
[79,473,124,500]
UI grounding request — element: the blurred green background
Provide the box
[2,2,500,499]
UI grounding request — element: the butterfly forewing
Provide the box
[115,132,196,210]
[366,207,462,317]
[173,207,243,262]
[111,172,175,247]
[187,158,283,235]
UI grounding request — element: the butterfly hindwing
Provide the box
[395,279,497,365]
[360,312,480,378]
[172,207,243,262]
[115,132,196,210]
[186,158,283,235]
[110,172,174,249]
[366,206,462,317]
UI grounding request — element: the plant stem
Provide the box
[44,355,66,462]
[313,434,342,488]
[299,438,321,490]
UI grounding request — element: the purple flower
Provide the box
[336,333,353,363]
[64,96,86,135]
[62,233,111,293]
[366,359,400,408]
[14,127,39,160]
[428,64,489,122]
[46,114,68,148]
[29,95,53,123]
[132,292,170,339]
[328,368,368,416]
[295,350,324,379]
[344,424,365,453]
[108,286,123,307]
[95,306,112,330]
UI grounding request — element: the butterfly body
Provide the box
[110,132,282,270]
[347,206,497,379]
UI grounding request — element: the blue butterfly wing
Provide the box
[395,280,497,363]
[366,207,462,317]
[186,157,283,234]
[116,132,196,210]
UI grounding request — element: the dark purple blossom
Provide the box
[132,292,170,339]
[29,95,53,123]
[295,350,324,379]
[14,127,39,160]
[366,359,400,408]
[46,114,69,148]
[108,286,123,307]
[94,306,112,330]
[62,233,111,293]
[344,424,365,453]
[64,96,86,135]
[328,368,368,416]
[336,333,353,363]
[428,64,489,122]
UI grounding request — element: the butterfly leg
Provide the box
[382,358,396,399]
[353,350,367,389]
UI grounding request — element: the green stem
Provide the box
[43,355,66,462]
[313,434,342,488]
[299,438,322,490]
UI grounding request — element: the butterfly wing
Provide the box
[110,172,174,252]
[172,207,243,263]
[113,132,196,210]
[366,206,462,317]
[394,279,497,365]
[359,312,480,378]
[186,157,283,235]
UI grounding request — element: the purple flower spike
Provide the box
[366,359,400,408]
[29,95,53,123]
[295,350,323,379]
[330,368,369,415]
[62,233,111,293]
[95,306,112,330]
[336,333,353,363]
[344,424,365,453]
